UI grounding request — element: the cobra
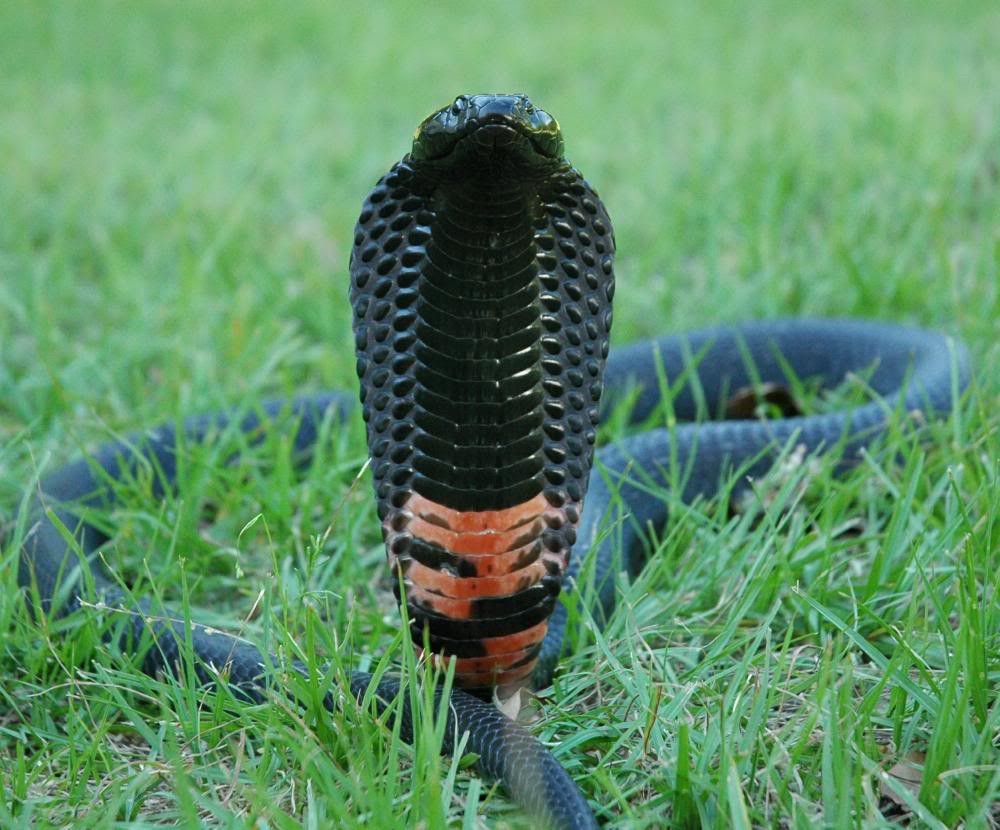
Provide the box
[17,94,970,829]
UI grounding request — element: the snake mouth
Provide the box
[410,93,564,166]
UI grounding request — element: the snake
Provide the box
[15,94,970,829]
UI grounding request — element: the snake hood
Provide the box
[350,93,615,693]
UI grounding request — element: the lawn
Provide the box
[1,1,998,827]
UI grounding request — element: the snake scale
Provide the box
[16,94,970,829]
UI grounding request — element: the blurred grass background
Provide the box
[1,1,997,827]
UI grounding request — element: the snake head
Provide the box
[410,93,564,167]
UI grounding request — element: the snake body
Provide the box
[16,95,970,829]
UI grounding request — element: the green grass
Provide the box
[1,0,998,827]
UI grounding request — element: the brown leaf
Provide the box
[881,749,926,809]
[725,382,804,420]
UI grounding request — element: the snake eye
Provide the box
[451,96,468,116]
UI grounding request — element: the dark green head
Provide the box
[410,94,564,168]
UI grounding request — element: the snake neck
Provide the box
[350,158,615,694]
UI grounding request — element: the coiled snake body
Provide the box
[17,94,970,829]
